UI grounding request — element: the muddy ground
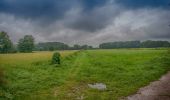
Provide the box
[124,71,170,100]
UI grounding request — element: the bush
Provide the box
[52,52,61,65]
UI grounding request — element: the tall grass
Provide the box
[0,50,77,99]
[0,49,170,99]
[0,68,4,85]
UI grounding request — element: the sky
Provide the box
[0,0,170,46]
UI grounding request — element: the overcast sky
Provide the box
[0,0,170,46]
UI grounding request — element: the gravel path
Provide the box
[125,71,170,100]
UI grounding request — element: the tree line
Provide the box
[0,31,35,53]
[35,42,93,51]
[0,31,94,53]
[1,31,170,53]
[99,40,170,49]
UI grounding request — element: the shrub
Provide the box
[52,52,61,64]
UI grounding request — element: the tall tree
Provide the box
[0,31,13,53]
[18,35,34,52]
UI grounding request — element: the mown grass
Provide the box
[0,49,170,100]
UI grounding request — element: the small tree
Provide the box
[0,31,13,53]
[52,52,61,65]
[18,35,34,52]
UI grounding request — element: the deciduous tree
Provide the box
[18,35,34,52]
[0,31,13,53]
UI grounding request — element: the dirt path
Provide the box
[124,71,170,100]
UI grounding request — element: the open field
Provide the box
[0,49,170,100]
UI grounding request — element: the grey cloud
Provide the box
[0,1,170,46]
[84,8,170,45]
[65,4,122,32]
[0,0,80,20]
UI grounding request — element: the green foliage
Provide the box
[140,40,170,48]
[99,40,170,49]
[35,42,93,51]
[52,52,61,64]
[49,46,54,51]
[73,44,81,50]
[99,41,141,49]
[0,31,13,53]
[17,35,34,53]
[35,42,69,51]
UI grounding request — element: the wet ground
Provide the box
[124,71,170,100]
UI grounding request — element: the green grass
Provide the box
[0,49,170,100]
[0,50,77,99]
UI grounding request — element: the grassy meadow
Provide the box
[0,49,170,100]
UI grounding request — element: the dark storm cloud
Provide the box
[0,0,79,20]
[81,0,107,11]
[114,0,170,9]
[0,0,169,31]
[0,0,108,20]
[0,0,111,31]
[0,0,170,46]
[65,4,122,32]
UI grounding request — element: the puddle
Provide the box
[88,83,106,90]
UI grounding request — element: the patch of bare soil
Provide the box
[124,71,170,100]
